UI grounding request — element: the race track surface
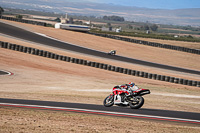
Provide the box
[0,22,200,75]
[0,98,200,124]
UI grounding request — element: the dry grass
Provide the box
[1,107,200,133]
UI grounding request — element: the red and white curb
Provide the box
[0,70,14,76]
[0,103,200,124]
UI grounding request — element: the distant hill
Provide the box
[1,0,200,26]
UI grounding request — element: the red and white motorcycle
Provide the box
[103,85,150,109]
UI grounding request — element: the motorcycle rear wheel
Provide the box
[103,95,114,107]
[129,96,144,109]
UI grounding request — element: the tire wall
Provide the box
[1,41,199,87]
[88,32,200,55]
[1,15,199,54]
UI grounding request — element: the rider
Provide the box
[128,82,139,91]
[109,50,116,55]
[115,82,140,94]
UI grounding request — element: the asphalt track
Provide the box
[1,22,200,124]
[0,98,200,124]
[0,22,200,75]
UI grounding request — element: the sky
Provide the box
[84,0,200,9]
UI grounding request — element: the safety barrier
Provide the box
[1,41,199,87]
[1,15,199,55]
[0,16,49,27]
[88,32,200,55]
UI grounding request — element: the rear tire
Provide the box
[129,96,144,109]
[103,95,114,107]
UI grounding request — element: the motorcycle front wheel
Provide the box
[103,95,114,107]
[129,96,144,109]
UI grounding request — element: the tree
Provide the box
[144,24,149,30]
[103,15,125,22]
[126,24,133,29]
[74,20,83,25]
[69,17,74,24]
[187,35,193,38]
[0,6,4,16]
[16,15,23,19]
[141,24,149,31]
[54,17,61,22]
[150,24,158,31]
[103,16,108,20]
[107,23,111,27]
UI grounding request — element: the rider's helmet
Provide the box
[129,82,135,87]
[110,50,116,54]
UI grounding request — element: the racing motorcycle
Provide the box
[108,50,116,55]
[103,86,150,109]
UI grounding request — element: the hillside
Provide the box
[0,17,200,133]
[1,0,200,26]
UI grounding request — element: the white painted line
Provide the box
[0,102,199,124]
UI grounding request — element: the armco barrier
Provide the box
[1,41,199,87]
[89,32,200,55]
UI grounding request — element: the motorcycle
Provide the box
[103,85,150,109]
[108,50,116,55]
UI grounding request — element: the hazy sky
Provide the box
[84,0,200,9]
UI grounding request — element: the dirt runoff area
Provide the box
[1,107,200,133]
[0,19,200,132]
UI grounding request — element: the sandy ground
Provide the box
[0,19,200,132]
[1,19,200,71]
[1,107,200,133]
[0,47,200,111]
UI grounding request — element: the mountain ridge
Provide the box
[0,0,200,26]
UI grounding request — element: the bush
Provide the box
[103,15,125,22]
[16,15,23,19]
[90,30,200,42]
